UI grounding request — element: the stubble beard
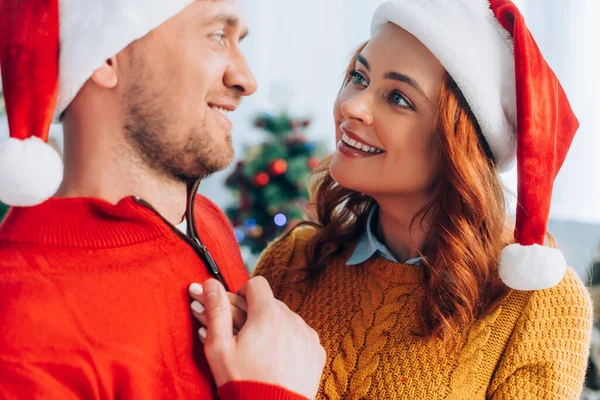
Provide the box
[122,86,234,184]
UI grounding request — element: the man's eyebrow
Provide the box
[214,13,238,27]
[213,13,249,41]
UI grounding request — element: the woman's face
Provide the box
[330,23,446,201]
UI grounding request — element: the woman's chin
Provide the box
[329,157,366,194]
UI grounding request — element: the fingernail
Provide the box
[191,300,205,314]
[199,327,207,340]
[189,283,203,296]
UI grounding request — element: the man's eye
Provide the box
[210,32,227,46]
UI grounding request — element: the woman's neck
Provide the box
[374,194,433,263]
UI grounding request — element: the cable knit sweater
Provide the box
[253,226,593,400]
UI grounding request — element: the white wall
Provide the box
[199,0,600,227]
[500,0,600,224]
[1,0,598,225]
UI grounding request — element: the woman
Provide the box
[192,0,592,398]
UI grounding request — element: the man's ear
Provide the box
[91,57,118,89]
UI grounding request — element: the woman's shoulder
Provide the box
[527,267,591,309]
[286,223,319,243]
[251,223,318,286]
[265,223,317,263]
[501,267,592,326]
[485,268,592,397]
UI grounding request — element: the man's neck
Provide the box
[55,125,190,226]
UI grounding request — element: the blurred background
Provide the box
[209,0,600,277]
[1,0,599,272]
[1,0,600,396]
[0,1,598,272]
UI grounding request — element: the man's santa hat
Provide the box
[371,0,579,291]
[0,0,194,207]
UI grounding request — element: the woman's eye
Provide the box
[349,71,368,87]
[389,91,412,109]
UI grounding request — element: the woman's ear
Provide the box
[91,57,118,89]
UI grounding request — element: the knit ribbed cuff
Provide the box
[217,381,307,400]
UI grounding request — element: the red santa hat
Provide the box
[0,0,194,207]
[371,0,579,291]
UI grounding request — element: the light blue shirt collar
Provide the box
[346,206,423,266]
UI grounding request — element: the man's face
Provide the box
[119,0,256,182]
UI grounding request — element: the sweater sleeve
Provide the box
[218,381,307,400]
[0,358,309,400]
[251,225,315,299]
[487,268,593,400]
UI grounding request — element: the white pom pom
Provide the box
[499,243,567,291]
[0,137,63,207]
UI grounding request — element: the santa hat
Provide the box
[371,0,579,291]
[0,0,194,207]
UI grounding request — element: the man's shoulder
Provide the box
[0,245,30,270]
[193,194,233,229]
[0,269,83,353]
[0,246,96,344]
[192,193,239,248]
[0,245,55,282]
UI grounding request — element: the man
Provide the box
[0,0,324,398]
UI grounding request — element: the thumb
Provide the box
[241,276,274,318]
[201,279,234,348]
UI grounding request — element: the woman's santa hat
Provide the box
[371,0,579,291]
[0,0,194,207]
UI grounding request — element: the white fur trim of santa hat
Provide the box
[371,0,518,172]
[0,137,64,207]
[53,0,195,121]
[499,243,567,291]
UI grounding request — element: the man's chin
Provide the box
[215,144,235,169]
[197,153,235,179]
[168,140,235,181]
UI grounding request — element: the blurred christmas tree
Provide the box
[225,111,324,255]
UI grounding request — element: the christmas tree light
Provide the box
[225,111,325,256]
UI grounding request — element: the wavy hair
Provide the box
[301,43,514,341]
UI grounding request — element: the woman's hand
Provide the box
[188,278,326,400]
[189,283,248,334]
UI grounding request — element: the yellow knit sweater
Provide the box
[253,226,593,400]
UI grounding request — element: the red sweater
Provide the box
[0,195,303,400]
